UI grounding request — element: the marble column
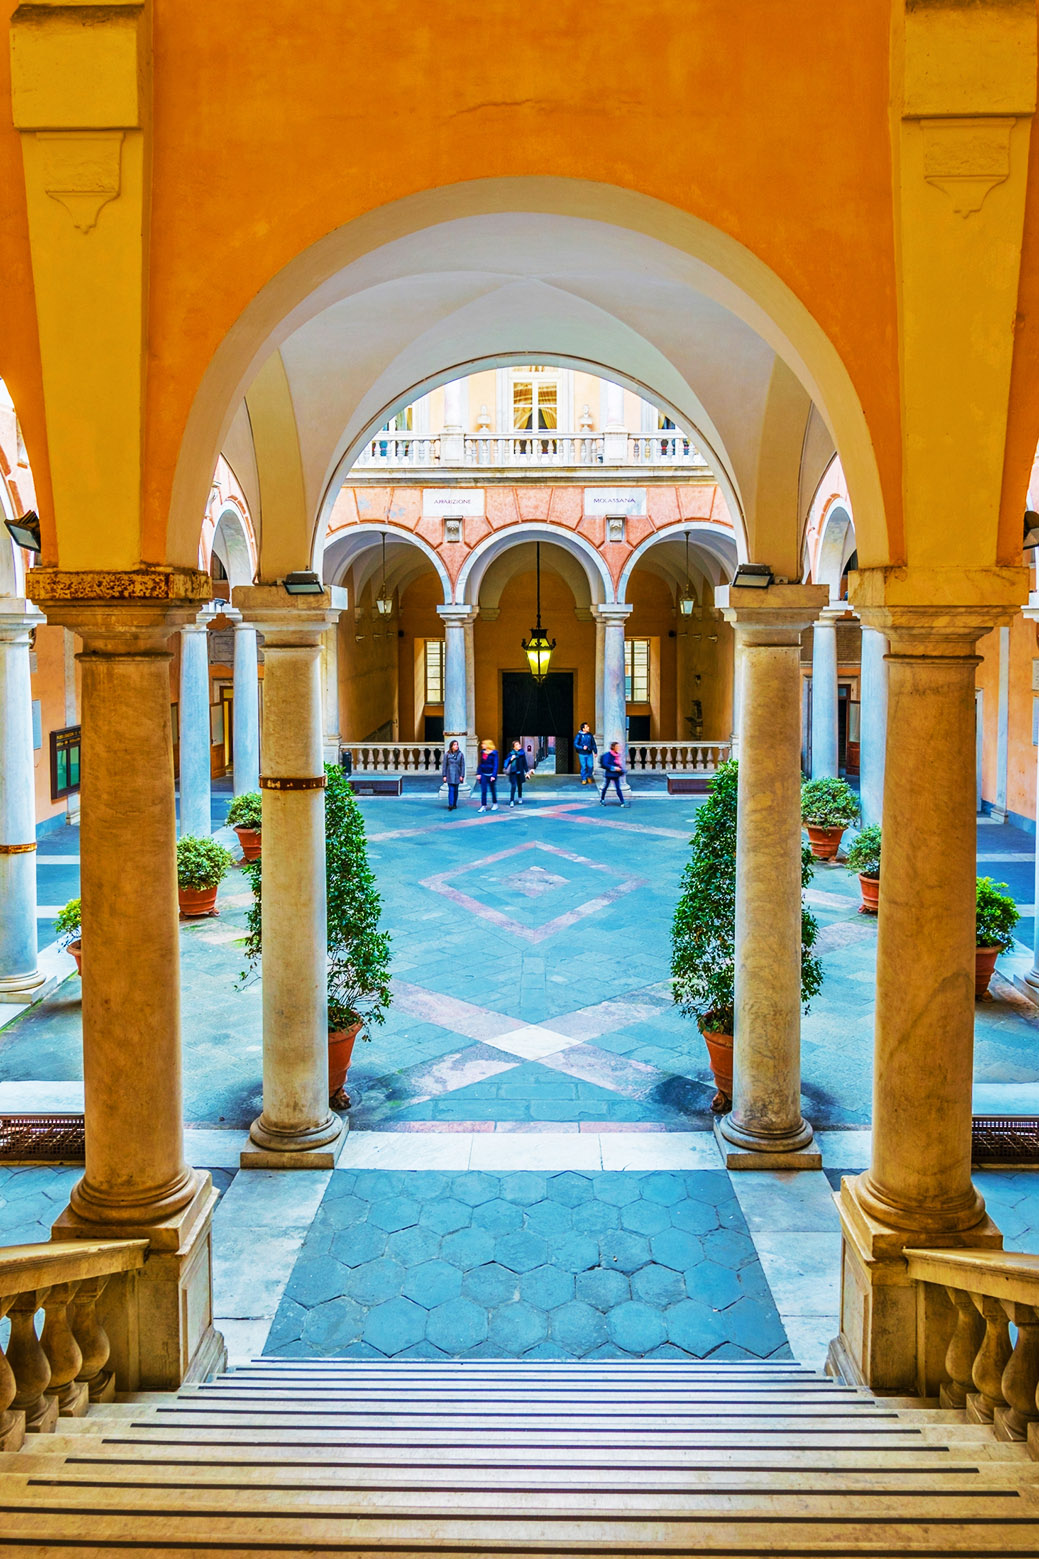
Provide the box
[438,606,476,787]
[833,598,1020,1393]
[595,604,632,757]
[858,625,888,829]
[594,612,605,749]
[235,585,344,1169]
[0,601,45,1000]
[177,612,213,838]
[992,625,1011,823]
[31,589,223,1389]
[810,605,842,779]
[322,623,341,763]
[716,582,829,1169]
[232,619,260,796]
[464,609,477,760]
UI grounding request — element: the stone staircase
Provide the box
[1,1359,1038,1554]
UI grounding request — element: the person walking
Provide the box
[575,722,597,785]
[442,739,465,811]
[600,741,628,806]
[504,739,529,806]
[476,739,499,812]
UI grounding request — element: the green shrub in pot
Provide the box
[176,835,236,891]
[845,825,881,881]
[800,776,860,829]
[976,877,1019,952]
[226,792,262,831]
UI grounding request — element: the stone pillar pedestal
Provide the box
[232,618,261,796]
[24,578,224,1390]
[438,605,476,790]
[830,581,1027,1394]
[235,585,345,1170]
[859,625,888,829]
[178,611,214,838]
[0,600,46,1001]
[715,582,829,1170]
[810,605,843,779]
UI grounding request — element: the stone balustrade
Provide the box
[340,743,444,773]
[354,431,709,472]
[626,740,731,772]
[0,1238,147,1451]
[905,1247,1039,1451]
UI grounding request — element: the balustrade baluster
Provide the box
[993,1301,1039,1441]
[41,1280,89,1416]
[0,1294,24,1451]
[940,1286,986,1408]
[967,1292,1013,1422]
[70,1274,115,1402]
[7,1289,57,1433]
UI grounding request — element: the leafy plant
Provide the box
[238,764,393,1035]
[176,835,236,891]
[845,824,882,880]
[801,776,860,829]
[54,897,81,948]
[226,792,262,830]
[671,759,823,1034]
[976,877,1019,953]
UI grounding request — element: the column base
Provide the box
[52,1173,225,1391]
[242,1110,345,1170]
[831,1170,1002,1395]
[24,1393,59,1435]
[0,968,47,1004]
[715,1114,820,1170]
[0,1410,25,1454]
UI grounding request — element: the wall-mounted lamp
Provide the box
[282,570,324,595]
[4,510,41,554]
[732,563,774,589]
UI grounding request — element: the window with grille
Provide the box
[625,639,650,703]
[424,639,445,705]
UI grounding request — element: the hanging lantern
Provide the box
[678,531,695,615]
[521,542,556,684]
[375,532,394,616]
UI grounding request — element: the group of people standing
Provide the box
[441,724,628,811]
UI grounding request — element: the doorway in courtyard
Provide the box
[502,670,574,775]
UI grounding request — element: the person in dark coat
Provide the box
[442,740,465,811]
[599,741,628,806]
[575,722,598,784]
[504,740,529,806]
[476,739,499,812]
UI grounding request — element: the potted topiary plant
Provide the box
[671,760,824,1112]
[845,824,881,914]
[55,897,81,975]
[238,764,392,1107]
[226,791,262,861]
[975,877,1020,999]
[176,835,235,918]
[801,775,860,860]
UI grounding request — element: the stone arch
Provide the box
[816,504,856,600]
[210,506,257,592]
[321,523,452,605]
[456,522,614,608]
[617,522,741,605]
[168,178,888,579]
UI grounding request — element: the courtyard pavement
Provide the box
[3,784,1039,1366]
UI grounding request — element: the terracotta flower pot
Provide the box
[67,938,82,975]
[805,824,845,861]
[178,883,219,918]
[858,874,880,915]
[233,825,262,862]
[329,1020,362,1109]
[975,945,1000,999]
[701,1028,733,1115]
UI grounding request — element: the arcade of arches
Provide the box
[5,2,1039,1539]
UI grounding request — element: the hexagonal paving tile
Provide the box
[488,1300,548,1353]
[548,1299,607,1356]
[496,1230,550,1274]
[330,1222,388,1266]
[462,1262,520,1308]
[701,1228,757,1269]
[523,1201,573,1240]
[317,1193,368,1228]
[385,1224,441,1267]
[591,1173,642,1207]
[401,1259,463,1310]
[606,1300,667,1355]
[640,1174,687,1208]
[518,1264,574,1311]
[363,1296,427,1355]
[620,1200,672,1237]
[668,1199,718,1236]
[631,1262,686,1307]
[450,1172,500,1207]
[471,1198,525,1236]
[290,1255,354,1308]
[551,1232,601,1274]
[688,1259,743,1310]
[575,1267,630,1310]
[367,1196,422,1233]
[650,1228,705,1273]
[682,1171,738,1207]
[665,1297,729,1355]
[546,1172,595,1207]
[597,1230,651,1274]
[500,1173,548,1206]
[440,1225,497,1270]
[299,1296,365,1351]
[571,1200,620,1236]
[426,1296,488,1352]
[419,1197,473,1236]
[403,1172,453,1202]
[344,1256,405,1306]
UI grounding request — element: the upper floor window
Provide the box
[625,639,650,703]
[512,373,558,431]
[424,639,445,705]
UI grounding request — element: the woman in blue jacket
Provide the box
[476,739,499,812]
[503,740,529,806]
